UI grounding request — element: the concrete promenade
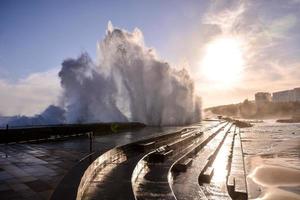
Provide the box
[0,126,179,200]
[0,120,248,200]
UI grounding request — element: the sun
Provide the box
[201,37,244,87]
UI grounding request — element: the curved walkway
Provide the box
[132,122,229,200]
[172,125,235,200]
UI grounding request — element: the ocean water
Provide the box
[241,120,300,200]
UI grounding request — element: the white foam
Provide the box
[59,22,201,125]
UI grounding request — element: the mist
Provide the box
[59,22,201,126]
[0,105,65,127]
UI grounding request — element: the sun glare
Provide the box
[201,37,244,87]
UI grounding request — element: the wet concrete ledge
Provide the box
[51,120,249,200]
[170,123,235,199]
[52,127,193,200]
[227,127,248,200]
[198,123,233,184]
[172,123,230,175]
[132,122,229,200]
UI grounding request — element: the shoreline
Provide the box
[241,120,300,199]
[248,162,300,200]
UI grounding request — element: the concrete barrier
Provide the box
[76,127,199,199]
[227,127,248,200]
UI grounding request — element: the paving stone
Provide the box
[5,178,20,184]
[0,171,13,181]
[0,126,179,200]
[0,189,23,200]
[25,180,52,192]
[38,189,53,199]
[19,175,38,183]
[8,183,30,191]
[0,183,10,191]
[2,165,30,177]
[21,191,41,200]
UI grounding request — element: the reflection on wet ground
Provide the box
[81,122,215,200]
[172,123,233,200]
[133,122,228,200]
[80,121,227,200]
[0,126,180,200]
[2,119,287,200]
[74,120,249,200]
[201,126,235,200]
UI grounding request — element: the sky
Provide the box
[0,0,300,116]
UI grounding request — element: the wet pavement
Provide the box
[134,122,230,200]
[172,123,233,200]
[0,126,180,200]
[0,120,249,200]
[79,121,221,200]
[200,126,236,200]
[82,150,143,200]
[0,140,90,200]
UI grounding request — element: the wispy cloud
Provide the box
[268,14,297,39]
[195,0,300,107]
[0,68,61,116]
[203,0,245,34]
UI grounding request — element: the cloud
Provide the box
[203,0,245,34]
[268,14,297,39]
[194,0,300,107]
[0,68,61,116]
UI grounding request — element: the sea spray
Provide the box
[59,22,201,125]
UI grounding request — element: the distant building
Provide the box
[272,90,292,102]
[255,92,272,105]
[272,87,300,102]
[294,87,300,102]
